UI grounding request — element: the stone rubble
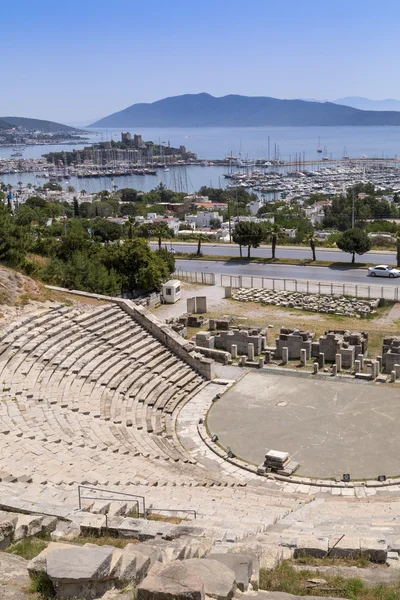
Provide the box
[232,288,380,317]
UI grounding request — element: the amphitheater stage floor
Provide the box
[207,371,400,480]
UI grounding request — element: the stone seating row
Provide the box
[0,303,230,486]
[0,300,312,541]
[0,474,304,543]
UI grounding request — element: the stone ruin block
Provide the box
[195,331,215,349]
[187,315,205,327]
[274,327,315,360]
[187,296,207,314]
[313,332,341,361]
[311,330,368,368]
[382,336,400,373]
[196,296,207,313]
[213,329,263,355]
[187,297,196,314]
[339,347,355,369]
[209,319,231,331]
[326,329,368,355]
[261,449,299,476]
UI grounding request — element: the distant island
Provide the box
[89,93,400,127]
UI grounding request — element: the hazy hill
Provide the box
[0,116,81,133]
[334,97,400,112]
[0,119,11,130]
[89,93,400,127]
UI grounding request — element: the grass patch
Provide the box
[64,535,140,548]
[28,572,55,599]
[126,506,140,518]
[6,535,50,560]
[146,512,185,525]
[294,554,372,568]
[260,562,400,600]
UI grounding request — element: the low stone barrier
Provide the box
[232,288,380,317]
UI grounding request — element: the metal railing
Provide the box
[78,485,146,517]
[172,268,400,300]
[222,274,400,301]
[77,486,196,521]
[174,269,215,285]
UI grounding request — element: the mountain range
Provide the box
[89,93,400,128]
[334,97,400,112]
[0,117,80,133]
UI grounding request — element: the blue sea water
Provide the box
[1,125,400,193]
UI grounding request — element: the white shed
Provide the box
[162,279,181,304]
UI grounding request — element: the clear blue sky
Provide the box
[2,0,399,124]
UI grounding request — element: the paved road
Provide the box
[176,258,400,286]
[152,241,396,265]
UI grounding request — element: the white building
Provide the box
[304,201,330,225]
[247,198,265,216]
[185,211,222,229]
[183,194,209,203]
[233,216,274,225]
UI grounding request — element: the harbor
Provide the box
[2,154,400,199]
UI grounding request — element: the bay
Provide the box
[2,125,400,193]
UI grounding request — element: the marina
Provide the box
[2,154,400,199]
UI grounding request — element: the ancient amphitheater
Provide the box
[1,290,400,599]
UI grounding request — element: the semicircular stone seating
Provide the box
[0,300,311,540]
[2,298,400,550]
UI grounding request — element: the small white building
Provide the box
[162,280,181,304]
[185,212,221,229]
[195,211,222,228]
[247,198,265,216]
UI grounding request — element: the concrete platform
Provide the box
[207,371,400,480]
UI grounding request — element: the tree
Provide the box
[56,220,91,261]
[232,221,263,258]
[137,222,174,249]
[92,219,122,243]
[73,197,80,218]
[336,228,371,263]
[209,218,221,230]
[263,223,284,259]
[104,239,171,293]
[196,233,207,255]
[14,205,37,226]
[119,188,139,203]
[307,232,317,261]
[26,196,47,209]
[0,203,30,265]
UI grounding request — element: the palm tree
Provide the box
[307,232,317,261]
[265,223,284,259]
[196,233,206,255]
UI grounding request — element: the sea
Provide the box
[2,126,400,194]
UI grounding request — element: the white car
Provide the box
[368,265,400,278]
